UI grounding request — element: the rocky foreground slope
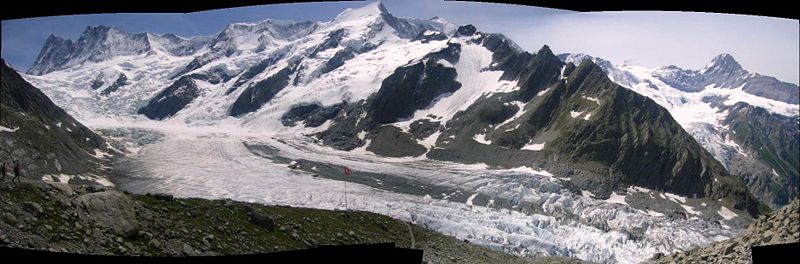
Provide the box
[649,198,799,263]
[0,180,589,264]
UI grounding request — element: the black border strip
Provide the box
[0,0,796,20]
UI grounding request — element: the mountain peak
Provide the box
[703,53,743,74]
[537,45,554,56]
[454,24,477,37]
[334,1,389,22]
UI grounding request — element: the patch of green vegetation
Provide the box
[758,201,773,215]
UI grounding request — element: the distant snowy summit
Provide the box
[559,52,799,209]
[560,53,799,105]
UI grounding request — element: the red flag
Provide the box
[344,166,351,176]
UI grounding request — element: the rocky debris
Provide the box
[649,198,800,264]
[1,180,563,263]
[150,193,174,201]
[246,206,276,231]
[22,202,44,216]
[76,190,140,238]
[47,182,75,197]
[2,212,18,225]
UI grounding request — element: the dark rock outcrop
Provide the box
[281,103,345,128]
[1,59,106,177]
[137,76,200,120]
[366,125,427,157]
[100,73,128,96]
[230,63,297,117]
[368,60,461,124]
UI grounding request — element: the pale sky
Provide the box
[2,0,798,83]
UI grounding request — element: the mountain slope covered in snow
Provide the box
[560,53,799,209]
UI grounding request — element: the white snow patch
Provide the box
[627,186,653,193]
[681,204,701,216]
[717,206,738,220]
[606,192,627,205]
[42,174,72,183]
[664,192,687,204]
[506,166,554,178]
[92,149,112,159]
[419,131,441,150]
[645,210,665,217]
[536,88,551,96]
[496,101,527,128]
[521,141,545,151]
[473,133,492,145]
[466,193,479,206]
[0,125,20,133]
[583,96,601,105]
[570,110,584,118]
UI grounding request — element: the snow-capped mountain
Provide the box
[560,53,799,209]
[14,1,787,263]
[27,25,212,75]
[21,0,761,213]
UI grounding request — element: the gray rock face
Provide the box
[90,72,106,89]
[366,125,427,157]
[281,103,345,128]
[137,76,200,120]
[1,60,106,177]
[454,25,477,37]
[229,63,297,117]
[311,100,371,151]
[368,59,461,124]
[413,30,448,43]
[100,73,128,96]
[227,49,288,95]
[408,119,442,140]
[76,191,140,238]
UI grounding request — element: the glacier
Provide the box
[88,119,740,264]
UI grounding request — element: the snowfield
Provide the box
[97,121,740,264]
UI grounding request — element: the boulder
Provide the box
[76,191,140,237]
